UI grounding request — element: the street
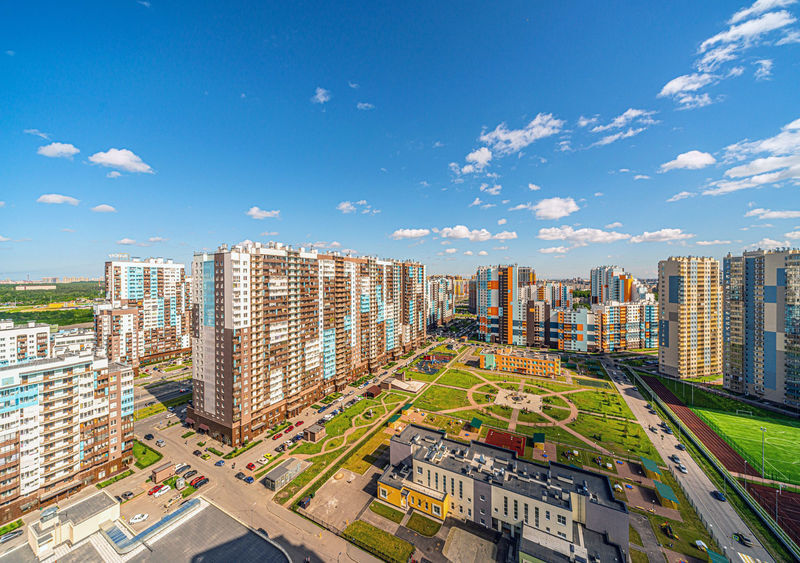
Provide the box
[602,359,774,563]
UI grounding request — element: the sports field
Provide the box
[693,407,800,485]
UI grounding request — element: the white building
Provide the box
[0,320,50,367]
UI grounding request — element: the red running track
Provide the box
[641,375,761,478]
[744,481,800,549]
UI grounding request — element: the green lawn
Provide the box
[344,521,414,563]
[96,469,134,488]
[223,439,262,459]
[455,409,509,430]
[694,407,800,484]
[542,405,571,421]
[133,441,163,469]
[522,385,548,395]
[326,398,383,437]
[517,410,549,424]
[0,520,23,537]
[437,369,482,389]
[369,501,404,523]
[181,431,195,439]
[342,430,390,474]
[406,512,441,536]
[569,390,635,419]
[479,372,521,384]
[414,385,468,411]
[530,380,578,392]
[543,395,570,408]
[568,413,662,462]
[275,449,340,504]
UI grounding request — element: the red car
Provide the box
[286,425,294,432]
[148,485,163,496]
[272,432,283,440]
[295,420,304,427]
[246,462,256,471]
[190,476,206,487]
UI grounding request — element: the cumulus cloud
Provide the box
[391,228,430,239]
[667,191,697,202]
[746,237,791,249]
[479,183,502,195]
[89,148,153,173]
[538,225,631,247]
[440,225,492,242]
[754,59,774,79]
[786,230,800,239]
[148,236,168,243]
[539,246,570,254]
[463,250,474,256]
[479,113,564,156]
[497,218,507,225]
[261,231,279,236]
[478,250,488,256]
[696,239,732,245]
[530,197,580,220]
[337,201,356,213]
[107,171,122,178]
[493,231,517,240]
[246,206,280,219]
[37,193,79,205]
[444,248,458,254]
[605,222,623,229]
[91,204,116,213]
[356,102,374,110]
[37,142,79,158]
[745,207,800,219]
[469,197,483,207]
[577,116,598,128]
[117,238,137,245]
[659,73,716,97]
[460,147,492,174]
[337,200,379,214]
[528,183,541,191]
[660,150,716,172]
[311,87,331,104]
[630,228,694,243]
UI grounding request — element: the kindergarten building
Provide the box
[377,425,628,561]
[479,349,560,378]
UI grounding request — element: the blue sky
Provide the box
[2,1,799,279]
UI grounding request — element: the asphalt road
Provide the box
[134,380,191,409]
[603,359,774,563]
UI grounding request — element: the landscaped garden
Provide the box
[414,385,469,411]
[568,390,635,419]
[344,521,414,563]
[437,369,481,389]
[133,440,162,469]
[406,512,441,536]
[369,500,404,523]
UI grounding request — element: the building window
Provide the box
[480,518,485,525]
[503,496,508,516]
[513,500,518,520]
[558,532,567,539]
[545,510,550,521]
[417,466,422,474]
[380,488,387,499]
[480,508,485,515]
[433,505,441,516]
[459,481,463,499]
[557,515,566,526]
[535,507,539,527]
[467,508,471,517]
[479,494,485,502]
[435,473,438,489]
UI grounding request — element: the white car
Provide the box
[129,513,149,524]
[678,465,688,474]
[153,485,171,498]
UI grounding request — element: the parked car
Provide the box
[235,472,246,480]
[120,491,134,501]
[184,470,198,479]
[194,478,209,489]
[678,465,688,474]
[286,425,294,432]
[179,387,188,393]
[663,427,673,435]
[246,463,256,471]
[711,490,727,502]
[176,464,190,475]
[148,485,163,496]
[153,485,171,498]
[214,460,225,467]
[733,533,753,547]
[129,513,149,525]
[276,444,286,452]
[190,476,206,487]
[155,439,166,447]
[295,420,304,427]
[165,412,175,418]
[244,476,254,484]
[193,449,202,456]
[0,530,24,544]
[272,432,283,440]
[146,401,156,407]
[144,434,154,440]
[676,443,686,450]
[669,454,680,463]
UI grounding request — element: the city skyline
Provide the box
[2,2,800,279]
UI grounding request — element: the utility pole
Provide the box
[760,427,767,478]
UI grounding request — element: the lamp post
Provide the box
[760,427,767,478]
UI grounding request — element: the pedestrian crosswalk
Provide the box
[737,552,766,563]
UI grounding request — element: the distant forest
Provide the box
[0,282,103,305]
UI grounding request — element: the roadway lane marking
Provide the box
[737,553,759,563]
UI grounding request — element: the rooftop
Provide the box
[58,491,117,527]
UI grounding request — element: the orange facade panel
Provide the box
[488,280,499,290]
[487,307,499,316]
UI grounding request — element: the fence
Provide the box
[630,368,800,560]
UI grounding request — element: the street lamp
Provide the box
[760,427,767,478]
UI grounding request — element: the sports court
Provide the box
[484,429,525,457]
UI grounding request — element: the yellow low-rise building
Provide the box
[378,464,450,520]
[479,348,560,378]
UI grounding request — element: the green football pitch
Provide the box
[693,407,800,485]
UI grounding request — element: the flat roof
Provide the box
[56,540,103,563]
[59,491,116,526]
[654,480,680,504]
[306,423,324,433]
[265,457,300,481]
[0,543,36,563]
[469,417,483,429]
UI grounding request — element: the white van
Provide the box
[153,485,172,498]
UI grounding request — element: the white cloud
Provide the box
[786,230,800,239]
[61,228,75,233]
[311,87,331,104]
[531,197,580,220]
[0,235,10,242]
[493,245,508,251]
[479,113,564,156]
[537,225,631,246]
[634,174,651,180]
[460,147,492,174]
[730,0,797,24]
[700,10,796,52]
[660,150,716,172]
[37,193,79,205]
[246,206,280,219]
[592,127,645,147]
[261,231,279,236]
[91,204,116,213]
[591,108,657,133]
[89,148,153,173]
[493,231,517,240]
[479,183,502,195]
[444,248,458,254]
[24,129,49,139]
[696,44,740,72]
[746,237,790,249]
[539,246,570,254]
[356,102,375,110]
[478,250,488,256]
[480,203,496,209]
[745,207,800,219]
[391,228,430,239]
[310,240,342,249]
[528,183,541,191]
[630,228,694,243]
[107,171,122,178]
[658,73,716,97]
[117,238,137,245]
[497,218,507,225]
[605,222,623,229]
[337,201,356,213]
[37,142,79,158]
[337,200,379,214]
[577,116,598,128]
[594,192,604,197]
[754,59,773,79]
[696,239,732,245]
[777,29,800,44]
[667,191,697,202]
[348,81,359,89]
[440,225,492,242]
[469,197,483,207]
[148,236,168,243]
[675,93,714,110]
[463,250,474,256]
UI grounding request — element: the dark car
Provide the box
[194,478,209,489]
[121,491,134,500]
[184,470,198,479]
[144,434,154,440]
[276,444,286,452]
[193,449,202,456]
[235,472,246,480]
[244,476,254,484]
[146,401,156,407]
[676,443,686,450]
[733,533,753,547]
[176,465,191,475]
[711,490,727,502]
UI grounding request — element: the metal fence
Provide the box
[630,368,800,560]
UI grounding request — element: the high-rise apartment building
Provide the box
[521,282,573,309]
[591,265,652,305]
[0,353,134,524]
[723,249,800,406]
[451,276,469,299]
[476,265,535,345]
[658,257,722,379]
[594,302,658,352]
[426,276,455,327]
[187,241,425,446]
[94,257,191,368]
[0,320,50,367]
[467,278,477,314]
